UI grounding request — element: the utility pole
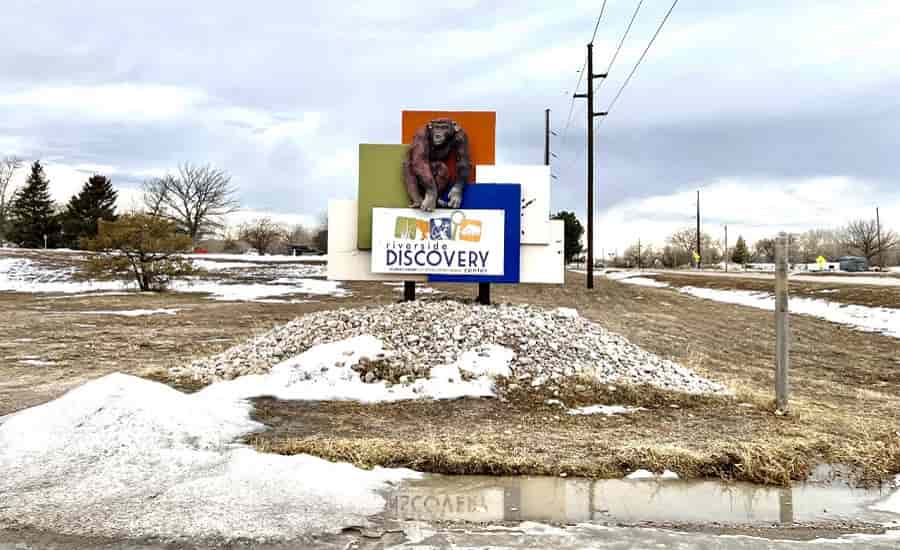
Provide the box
[723,225,728,271]
[876,207,884,268]
[696,190,701,269]
[544,108,550,166]
[637,238,642,269]
[574,43,608,289]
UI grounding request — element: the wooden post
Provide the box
[477,282,491,305]
[775,232,790,413]
[403,281,415,302]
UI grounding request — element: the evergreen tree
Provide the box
[551,210,585,263]
[8,161,60,248]
[732,235,749,264]
[60,174,118,247]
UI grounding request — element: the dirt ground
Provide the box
[2,252,899,490]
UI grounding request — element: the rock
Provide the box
[173,301,727,396]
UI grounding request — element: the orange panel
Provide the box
[401,110,496,183]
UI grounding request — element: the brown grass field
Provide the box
[2,250,898,488]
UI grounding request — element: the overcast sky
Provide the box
[2,0,898,251]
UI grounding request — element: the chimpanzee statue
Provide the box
[402,118,472,212]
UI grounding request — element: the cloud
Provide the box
[0,84,207,122]
[593,176,899,253]
[0,1,897,239]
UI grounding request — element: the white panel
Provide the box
[327,199,426,282]
[477,164,551,244]
[519,220,564,284]
[327,199,358,253]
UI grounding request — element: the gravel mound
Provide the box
[171,300,726,395]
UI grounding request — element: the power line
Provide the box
[590,0,608,44]
[561,6,606,147]
[596,0,643,93]
[560,54,587,147]
[605,0,679,114]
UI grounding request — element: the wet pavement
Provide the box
[3,474,900,549]
[383,473,895,526]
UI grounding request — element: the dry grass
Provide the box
[3,250,898,488]
[246,272,900,487]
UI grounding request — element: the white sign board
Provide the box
[520,219,565,284]
[371,208,505,275]
[327,200,426,282]
[477,164,550,244]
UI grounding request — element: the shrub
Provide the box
[82,214,195,291]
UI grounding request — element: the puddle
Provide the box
[385,474,896,525]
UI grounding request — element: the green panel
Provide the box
[357,144,409,250]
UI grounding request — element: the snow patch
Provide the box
[0,371,416,540]
[172,278,347,301]
[567,404,646,416]
[200,336,513,403]
[618,277,669,288]
[871,474,900,515]
[626,469,679,480]
[679,286,900,339]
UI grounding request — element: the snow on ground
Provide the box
[567,404,646,416]
[187,253,327,263]
[0,258,125,293]
[617,276,670,288]
[0,257,343,301]
[193,259,325,278]
[79,308,180,317]
[0,368,417,541]
[199,335,514,403]
[872,475,900,515]
[604,271,658,281]
[626,469,680,480]
[679,286,900,339]
[172,279,347,301]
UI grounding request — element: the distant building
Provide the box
[838,256,868,272]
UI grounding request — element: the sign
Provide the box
[428,183,522,284]
[476,164,551,244]
[371,208,505,275]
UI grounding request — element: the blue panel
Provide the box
[429,183,521,284]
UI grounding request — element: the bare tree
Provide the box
[141,163,238,242]
[239,217,286,255]
[666,227,717,266]
[314,212,328,254]
[0,155,23,240]
[289,224,314,245]
[840,218,898,264]
[141,175,174,218]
